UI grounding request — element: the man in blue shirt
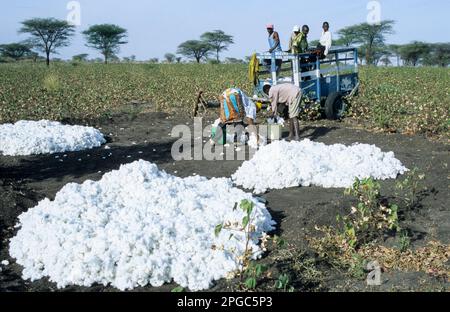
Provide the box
[266,24,283,75]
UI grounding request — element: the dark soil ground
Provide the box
[0,108,448,292]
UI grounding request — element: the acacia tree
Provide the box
[399,42,431,66]
[338,20,395,65]
[0,43,31,60]
[423,43,450,67]
[200,30,234,62]
[177,40,212,63]
[336,27,360,47]
[19,18,75,66]
[164,53,176,63]
[83,24,128,64]
[72,53,89,62]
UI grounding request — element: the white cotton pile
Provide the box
[0,120,106,156]
[232,139,408,193]
[9,160,275,291]
[248,134,267,149]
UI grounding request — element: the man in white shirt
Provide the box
[319,22,332,57]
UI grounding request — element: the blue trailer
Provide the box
[253,47,360,120]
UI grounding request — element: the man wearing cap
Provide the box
[266,24,282,53]
[263,83,302,141]
[288,25,302,54]
[289,25,309,54]
[265,24,283,75]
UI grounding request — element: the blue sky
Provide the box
[1,0,448,61]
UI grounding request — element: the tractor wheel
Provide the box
[324,92,346,120]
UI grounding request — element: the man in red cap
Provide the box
[266,24,283,75]
[266,24,282,53]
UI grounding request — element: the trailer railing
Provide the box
[256,47,358,87]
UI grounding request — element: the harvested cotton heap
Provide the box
[0,120,106,156]
[9,160,275,291]
[232,139,408,193]
[248,134,267,149]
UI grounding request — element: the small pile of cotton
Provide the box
[0,120,105,156]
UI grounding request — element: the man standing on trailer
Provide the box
[288,25,302,54]
[298,25,310,53]
[265,24,283,75]
[263,83,302,141]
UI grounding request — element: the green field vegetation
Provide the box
[350,66,450,136]
[0,63,448,136]
[0,63,252,122]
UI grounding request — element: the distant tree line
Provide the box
[174,30,235,63]
[335,20,449,67]
[1,17,448,67]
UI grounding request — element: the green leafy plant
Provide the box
[243,262,267,290]
[171,285,185,292]
[215,199,262,289]
[214,199,288,291]
[309,178,401,276]
[348,253,368,280]
[396,167,425,210]
[339,178,400,247]
[274,273,294,292]
[42,74,61,93]
[398,230,411,253]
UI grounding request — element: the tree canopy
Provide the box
[399,42,431,66]
[72,53,89,62]
[337,20,395,65]
[0,43,32,60]
[422,43,450,67]
[200,30,234,62]
[19,18,75,66]
[177,40,212,63]
[164,53,176,63]
[336,27,361,47]
[83,24,128,64]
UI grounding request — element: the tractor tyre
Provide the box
[324,92,345,120]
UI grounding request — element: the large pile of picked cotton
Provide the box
[232,139,408,193]
[0,120,105,156]
[9,160,275,291]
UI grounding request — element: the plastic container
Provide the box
[268,124,282,141]
[211,126,226,145]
